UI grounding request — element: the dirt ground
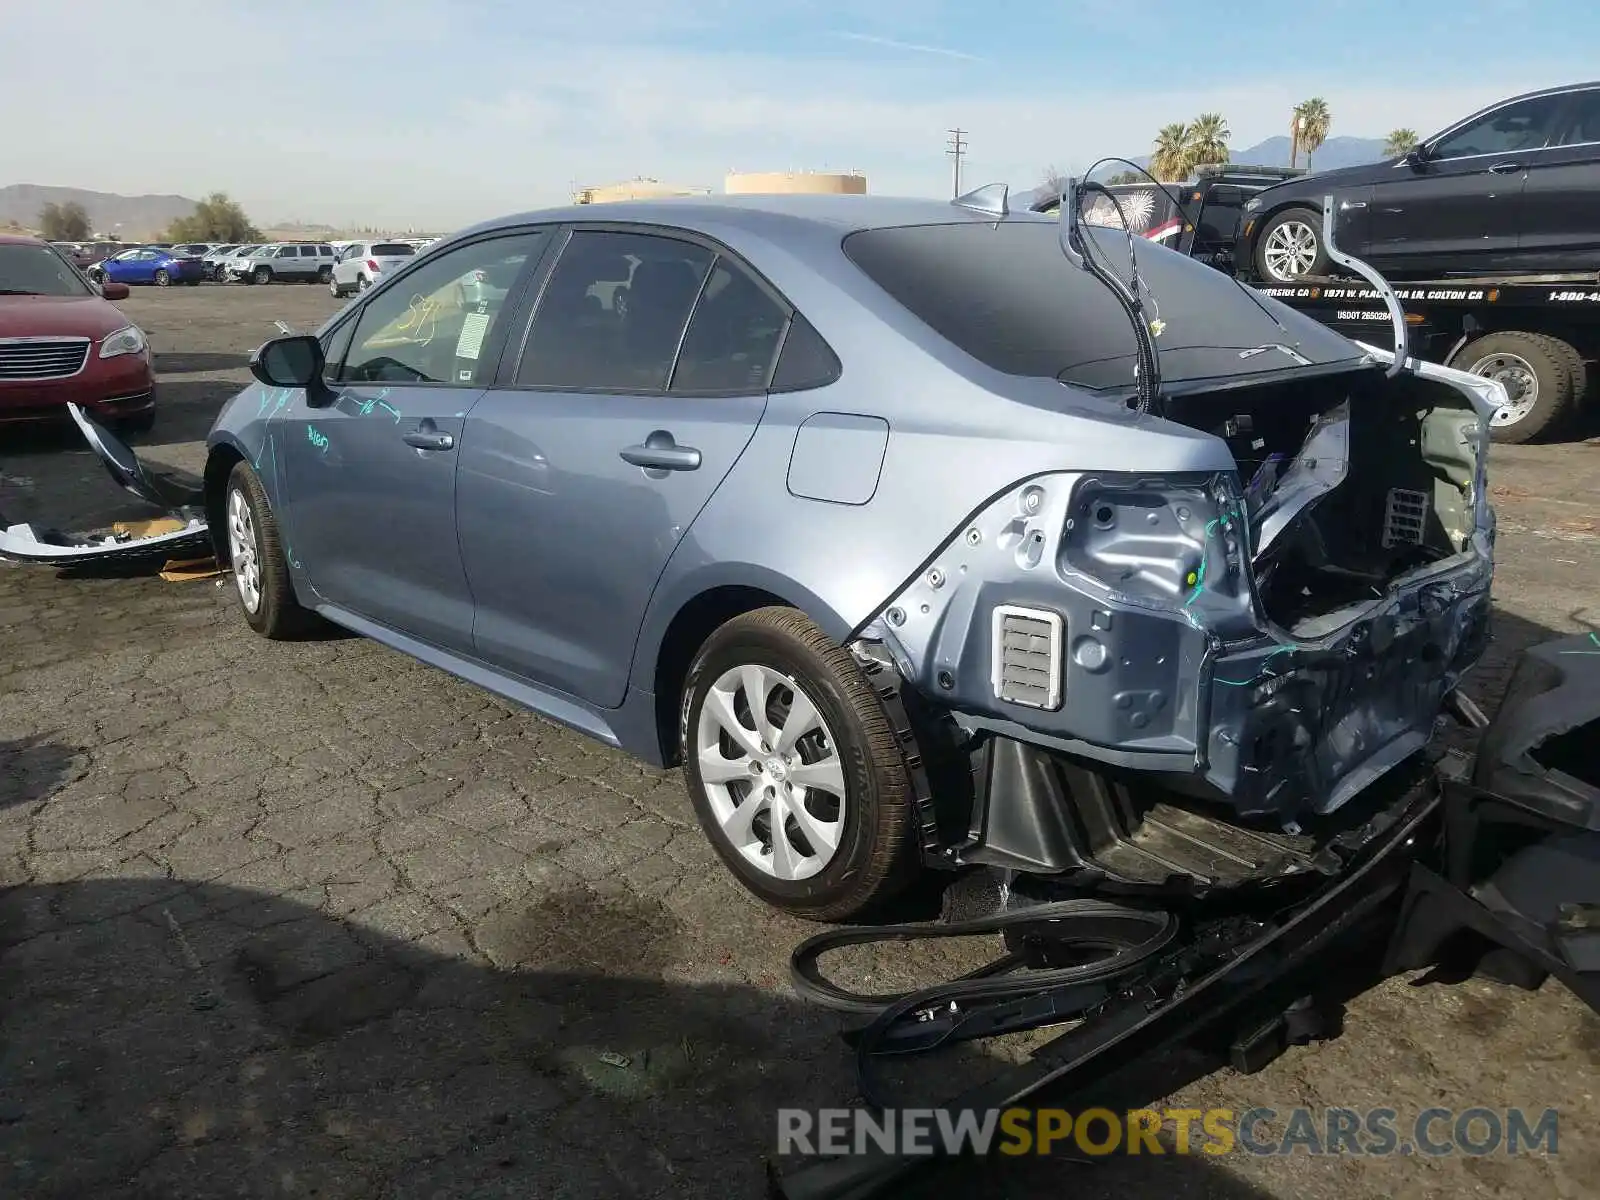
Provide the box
[2,284,1598,1199]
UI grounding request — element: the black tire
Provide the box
[153,268,170,287]
[329,277,345,297]
[223,460,314,639]
[1253,206,1330,282]
[679,606,917,921]
[358,274,370,291]
[252,266,272,286]
[316,265,333,284]
[1451,331,1579,444]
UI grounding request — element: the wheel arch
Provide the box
[640,567,853,767]
[202,439,248,564]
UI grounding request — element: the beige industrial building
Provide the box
[574,170,867,204]
[725,171,866,195]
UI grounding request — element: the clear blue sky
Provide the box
[4,0,1594,227]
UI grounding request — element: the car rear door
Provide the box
[1366,92,1563,272]
[1516,85,1600,270]
[456,225,782,708]
[279,228,550,652]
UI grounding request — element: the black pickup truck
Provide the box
[1035,160,1600,444]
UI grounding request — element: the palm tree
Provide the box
[1150,122,1193,180]
[1383,128,1420,158]
[1188,113,1230,169]
[1294,98,1332,168]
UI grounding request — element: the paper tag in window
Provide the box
[455,311,492,360]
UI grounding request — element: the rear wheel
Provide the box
[153,268,170,287]
[1453,331,1580,444]
[224,460,314,639]
[679,607,918,921]
[316,265,333,284]
[1253,206,1330,282]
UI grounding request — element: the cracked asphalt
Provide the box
[2,285,1598,1199]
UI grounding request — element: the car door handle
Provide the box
[403,430,454,451]
[620,432,701,472]
[1488,160,1523,174]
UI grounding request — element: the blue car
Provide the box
[93,245,204,287]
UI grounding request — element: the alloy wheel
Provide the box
[227,487,262,614]
[1262,219,1319,281]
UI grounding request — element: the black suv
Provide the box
[1236,81,1600,282]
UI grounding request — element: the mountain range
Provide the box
[0,184,199,237]
[1104,135,1391,177]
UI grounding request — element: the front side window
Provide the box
[339,231,545,387]
[1430,95,1561,160]
[669,259,787,393]
[277,246,297,258]
[516,230,714,391]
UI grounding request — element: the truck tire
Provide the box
[1253,206,1330,282]
[1452,331,1580,444]
[679,607,917,921]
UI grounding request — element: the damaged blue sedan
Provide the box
[199,192,1500,919]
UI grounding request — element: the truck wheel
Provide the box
[679,607,917,921]
[252,266,272,286]
[1453,331,1580,444]
[1253,206,1330,282]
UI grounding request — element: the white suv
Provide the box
[329,240,418,297]
[226,242,336,285]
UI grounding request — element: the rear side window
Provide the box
[516,230,714,392]
[371,242,415,256]
[669,260,787,393]
[299,245,319,257]
[1555,87,1600,147]
[841,221,1361,389]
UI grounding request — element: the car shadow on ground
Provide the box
[0,876,1285,1200]
[153,352,253,375]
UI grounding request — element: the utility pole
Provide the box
[946,129,967,198]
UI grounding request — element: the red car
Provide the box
[0,234,155,432]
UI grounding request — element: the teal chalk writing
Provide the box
[307,424,329,453]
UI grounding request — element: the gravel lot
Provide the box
[2,284,1598,1199]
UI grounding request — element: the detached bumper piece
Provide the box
[1385,631,1600,1011]
[0,403,208,566]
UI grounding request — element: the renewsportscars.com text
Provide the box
[776,1105,1560,1158]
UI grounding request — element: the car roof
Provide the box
[457,193,1052,244]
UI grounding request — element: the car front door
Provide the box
[457,226,783,708]
[1366,92,1563,273]
[279,229,550,652]
[113,250,156,283]
[1516,86,1600,270]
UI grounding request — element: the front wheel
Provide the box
[680,607,918,921]
[1253,206,1330,282]
[153,268,170,287]
[223,460,314,639]
[329,277,345,297]
[252,266,272,286]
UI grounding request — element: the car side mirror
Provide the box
[1404,146,1429,168]
[250,333,336,404]
[99,280,130,301]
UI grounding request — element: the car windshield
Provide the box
[371,242,415,256]
[842,220,1364,391]
[0,243,94,297]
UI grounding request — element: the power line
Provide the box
[946,129,967,198]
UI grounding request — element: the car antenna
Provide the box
[950,182,1010,220]
[1058,158,1165,415]
[1316,193,1407,377]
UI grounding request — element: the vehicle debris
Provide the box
[0,402,210,566]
